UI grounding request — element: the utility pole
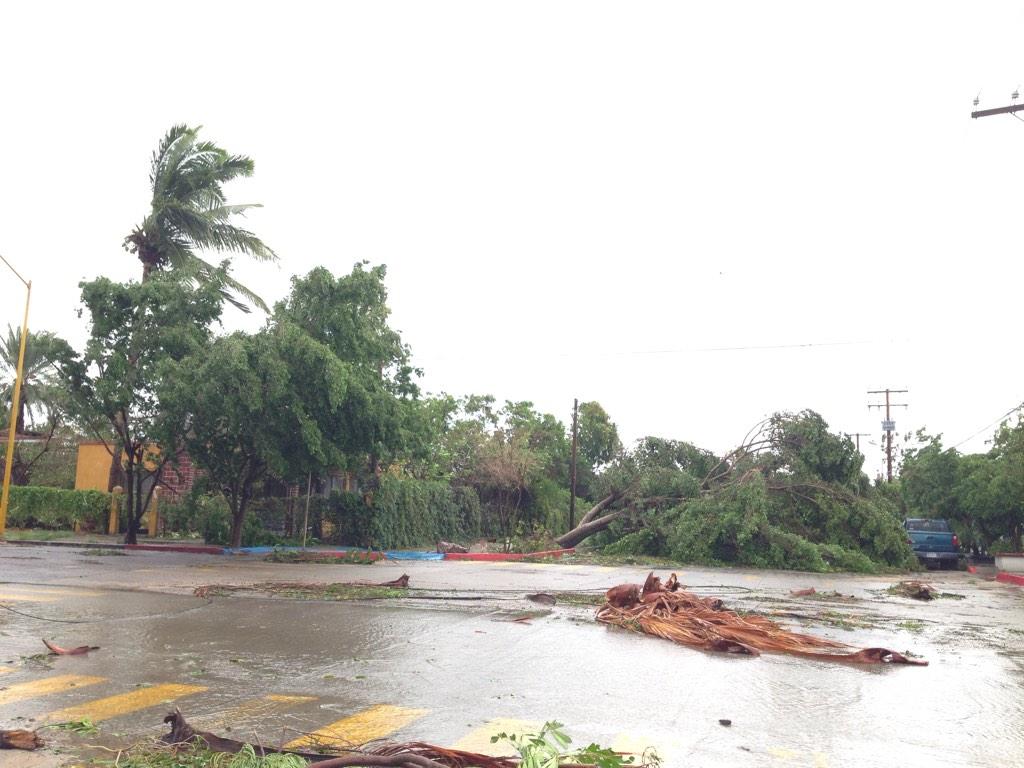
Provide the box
[569,398,579,530]
[971,96,1024,119]
[868,389,908,482]
[845,432,872,454]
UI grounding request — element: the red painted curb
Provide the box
[125,544,225,555]
[996,572,1024,586]
[967,565,977,573]
[444,548,575,562]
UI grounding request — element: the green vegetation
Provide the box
[13,123,1021,572]
[901,423,1024,553]
[5,486,108,530]
[576,412,916,573]
[492,720,657,767]
[93,744,305,768]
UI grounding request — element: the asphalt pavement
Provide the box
[1,543,1023,767]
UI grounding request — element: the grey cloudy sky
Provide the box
[2,1,1023,476]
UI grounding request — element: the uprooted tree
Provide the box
[556,410,916,572]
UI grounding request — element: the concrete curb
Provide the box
[996,572,1024,587]
[4,538,576,562]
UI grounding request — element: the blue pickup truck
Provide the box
[905,518,961,569]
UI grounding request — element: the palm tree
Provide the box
[123,124,277,311]
[0,326,68,435]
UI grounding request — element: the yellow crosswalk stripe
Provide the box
[284,704,426,750]
[3,587,105,596]
[0,592,58,602]
[0,674,106,706]
[453,718,540,756]
[194,694,316,729]
[45,683,206,723]
[0,666,13,674]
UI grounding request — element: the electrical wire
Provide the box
[950,401,1024,450]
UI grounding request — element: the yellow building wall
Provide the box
[75,443,112,492]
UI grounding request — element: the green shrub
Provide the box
[326,477,481,549]
[6,486,109,530]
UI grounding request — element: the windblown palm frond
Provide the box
[125,124,277,312]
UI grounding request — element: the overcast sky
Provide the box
[2,2,1023,476]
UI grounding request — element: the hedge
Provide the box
[328,477,481,549]
[6,486,109,530]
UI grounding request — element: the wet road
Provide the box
[2,544,1023,767]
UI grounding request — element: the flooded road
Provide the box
[2,545,1023,766]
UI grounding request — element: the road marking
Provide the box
[0,675,106,706]
[453,718,540,756]
[46,683,207,723]
[0,666,13,674]
[284,704,427,749]
[195,694,316,729]
[2,589,105,602]
[0,592,59,602]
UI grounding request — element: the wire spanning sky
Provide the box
[2,1,1023,477]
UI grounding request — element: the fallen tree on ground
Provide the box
[557,412,917,572]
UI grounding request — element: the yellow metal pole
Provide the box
[0,280,31,540]
[148,488,159,536]
[109,487,122,535]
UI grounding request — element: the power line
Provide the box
[950,402,1024,450]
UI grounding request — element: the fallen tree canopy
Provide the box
[598,572,927,665]
[558,412,917,572]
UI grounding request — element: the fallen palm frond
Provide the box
[597,572,927,665]
[0,729,44,750]
[43,638,100,655]
[160,711,656,767]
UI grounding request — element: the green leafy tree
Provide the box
[274,263,420,476]
[61,274,223,544]
[123,124,277,311]
[161,328,350,548]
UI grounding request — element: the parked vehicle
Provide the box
[904,518,961,569]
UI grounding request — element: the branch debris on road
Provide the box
[597,572,928,665]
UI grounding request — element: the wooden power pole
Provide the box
[846,432,872,454]
[569,398,579,530]
[868,389,908,481]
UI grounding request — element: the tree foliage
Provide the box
[124,124,277,311]
[569,410,915,572]
[60,274,224,543]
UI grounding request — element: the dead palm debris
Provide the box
[888,581,938,601]
[436,540,468,554]
[43,638,99,655]
[597,572,927,665]
[790,587,817,597]
[0,729,44,750]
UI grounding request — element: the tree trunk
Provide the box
[123,464,138,545]
[555,509,626,549]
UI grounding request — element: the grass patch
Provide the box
[196,582,406,601]
[4,528,75,541]
[263,550,378,565]
[551,591,606,606]
[895,620,926,633]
